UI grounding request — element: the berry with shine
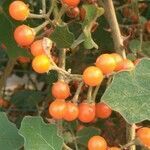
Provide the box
[49,99,66,120]
[63,102,79,121]
[62,0,80,7]
[88,136,107,150]
[9,1,29,21]
[96,54,116,75]
[78,102,95,123]
[32,55,52,73]
[14,25,35,46]
[52,81,70,99]
[83,66,103,86]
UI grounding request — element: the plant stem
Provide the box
[92,84,101,102]
[87,86,93,103]
[34,20,50,33]
[29,13,44,19]
[72,82,84,103]
[42,0,46,14]
[63,143,73,150]
[47,0,56,16]
[121,139,136,150]
[126,123,136,150]
[0,58,16,96]
[98,0,126,58]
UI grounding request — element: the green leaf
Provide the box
[129,39,141,54]
[11,90,44,110]
[102,58,150,124]
[19,116,63,150]
[50,25,75,48]
[142,41,150,57]
[0,112,24,150]
[77,127,101,146]
[0,1,30,58]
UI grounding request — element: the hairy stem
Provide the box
[72,82,84,103]
[126,124,136,150]
[87,86,93,103]
[92,84,101,102]
[0,58,16,96]
[98,0,126,58]
[42,0,46,14]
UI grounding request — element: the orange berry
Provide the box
[14,25,35,46]
[18,56,30,63]
[83,66,104,86]
[111,53,123,71]
[78,103,95,123]
[30,40,45,57]
[9,1,29,21]
[49,99,66,120]
[0,98,9,108]
[32,55,52,73]
[96,102,112,119]
[137,127,150,148]
[96,54,116,75]
[88,136,107,150]
[66,7,80,18]
[63,102,79,121]
[62,0,80,7]
[52,81,70,99]
[116,59,135,71]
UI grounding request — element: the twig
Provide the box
[42,0,46,14]
[92,84,101,102]
[126,124,136,150]
[29,13,44,19]
[121,139,136,150]
[87,86,93,103]
[47,0,56,16]
[98,0,126,58]
[0,58,16,96]
[72,82,84,103]
[63,143,73,150]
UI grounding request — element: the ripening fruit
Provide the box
[52,81,70,99]
[14,25,35,46]
[88,136,107,150]
[116,59,135,71]
[32,55,52,73]
[62,0,80,7]
[108,147,121,150]
[111,53,123,71]
[66,7,80,18]
[95,54,116,75]
[30,40,45,56]
[83,66,103,86]
[9,1,29,21]
[63,102,79,121]
[136,127,150,148]
[18,56,30,63]
[49,99,66,120]
[96,102,112,119]
[78,103,95,123]
[0,98,9,108]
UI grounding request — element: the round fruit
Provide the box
[14,25,35,46]
[52,81,70,99]
[136,127,150,148]
[116,59,135,71]
[96,102,112,119]
[66,7,80,18]
[32,55,51,73]
[95,54,116,75]
[30,40,45,56]
[0,98,9,108]
[88,136,107,150]
[62,0,80,7]
[9,1,29,21]
[83,66,103,86]
[111,53,123,71]
[108,147,121,150]
[49,99,66,120]
[63,102,79,121]
[18,56,30,63]
[78,103,95,123]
